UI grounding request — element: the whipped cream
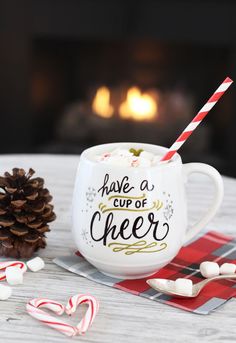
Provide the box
[95,148,161,167]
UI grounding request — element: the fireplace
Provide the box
[31,38,229,165]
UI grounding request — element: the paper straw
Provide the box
[161,77,233,162]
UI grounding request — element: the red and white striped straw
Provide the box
[161,77,233,162]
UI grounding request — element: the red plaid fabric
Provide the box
[54,231,236,315]
[114,231,236,314]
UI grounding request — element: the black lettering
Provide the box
[98,174,110,197]
[90,211,102,241]
[140,180,154,192]
[113,199,119,207]
[98,174,134,197]
[119,219,132,240]
[132,216,149,239]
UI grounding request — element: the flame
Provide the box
[92,86,114,118]
[119,87,157,121]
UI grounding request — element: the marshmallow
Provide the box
[151,278,175,292]
[5,266,23,285]
[140,151,154,160]
[219,263,236,275]
[96,148,160,167]
[152,155,162,165]
[112,149,132,157]
[0,284,12,300]
[138,157,152,168]
[175,278,193,296]
[103,155,131,167]
[165,280,175,292]
[27,257,45,272]
[200,261,220,278]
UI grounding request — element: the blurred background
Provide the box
[1,0,236,176]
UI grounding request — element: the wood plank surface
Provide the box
[0,154,236,343]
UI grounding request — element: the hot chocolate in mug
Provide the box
[72,143,223,279]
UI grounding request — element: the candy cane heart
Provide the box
[26,295,99,337]
[26,298,77,337]
[66,294,100,335]
[0,261,27,281]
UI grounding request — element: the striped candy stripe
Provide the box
[0,261,27,281]
[26,294,99,337]
[66,294,99,335]
[26,298,77,337]
[161,77,233,162]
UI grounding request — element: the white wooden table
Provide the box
[0,154,236,343]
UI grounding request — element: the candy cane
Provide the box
[161,77,233,162]
[26,298,77,337]
[66,294,99,335]
[26,295,99,337]
[0,261,27,281]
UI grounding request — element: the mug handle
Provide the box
[183,163,224,244]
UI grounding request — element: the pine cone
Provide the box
[0,168,56,258]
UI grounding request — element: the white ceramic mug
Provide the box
[72,143,223,279]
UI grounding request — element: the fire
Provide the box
[92,86,114,118]
[119,87,157,121]
[92,86,158,121]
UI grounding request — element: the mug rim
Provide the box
[80,142,182,170]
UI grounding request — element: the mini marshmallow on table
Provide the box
[0,284,12,300]
[6,266,24,285]
[219,263,236,275]
[27,257,45,272]
[200,261,220,278]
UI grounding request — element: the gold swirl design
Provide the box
[108,240,167,255]
[99,203,107,211]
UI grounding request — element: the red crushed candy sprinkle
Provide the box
[101,153,111,161]
[131,159,139,167]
